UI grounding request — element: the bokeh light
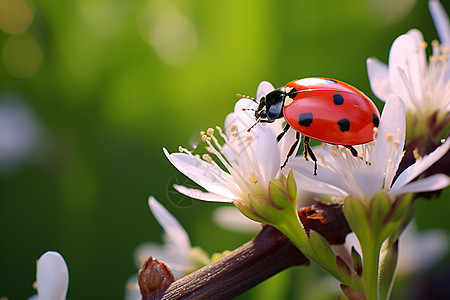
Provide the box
[0,0,33,34]
[2,33,42,78]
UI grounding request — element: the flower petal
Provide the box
[36,251,69,300]
[133,242,191,279]
[225,98,258,135]
[374,95,406,181]
[390,174,449,197]
[173,184,234,202]
[164,148,236,199]
[212,206,261,233]
[366,57,393,101]
[252,124,281,184]
[256,81,275,101]
[148,197,192,253]
[289,159,353,197]
[388,33,426,111]
[391,138,450,190]
[429,0,450,45]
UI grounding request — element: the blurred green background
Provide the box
[0,0,449,299]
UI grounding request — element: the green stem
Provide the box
[276,212,358,289]
[362,241,382,300]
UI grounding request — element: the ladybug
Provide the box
[250,77,380,175]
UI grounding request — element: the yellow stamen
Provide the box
[385,133,394,141]
[207,128,214,136]
[178,146,183,153]
[413,148,422,160]
[251,174,258,184]
[202,154,213,162]
[201,135,211,142]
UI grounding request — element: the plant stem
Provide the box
[362,241,382,300]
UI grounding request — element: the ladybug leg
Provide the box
[344,145,358,157]
[303,136,318,175]
[277,123,290,142]
[344,145,371,165]
[281,131,300,169]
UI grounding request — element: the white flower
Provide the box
[164,81,298,208]
[289,96,450,201]
[367,0,449,127]
[29,251,69,300]
[125,197,207,300]
[133,197,198,279]
[0,96,49,175]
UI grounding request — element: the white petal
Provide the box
[396,222,449,275]
[352,170,384,199]
[133,242,191,279]
[388,33,426,110]
[164,148,236,199]
[148,197,191,253]
[374,95,406,178]
[429,0,450,45]
[366,57,393,101]
[36,251,69,300]
[289,159,353,197]
[173,184,234,202]
[225,98,258,134]
[124,275,141,300]
[390,174,449,197]
[212,206,261,233]
[252,124,280,184]
[391,138,450,190]
[256,81,275,101]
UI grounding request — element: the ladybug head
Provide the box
[255,88,285,121]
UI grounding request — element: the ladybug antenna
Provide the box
[247,117,261,132]
[236,93,258,104]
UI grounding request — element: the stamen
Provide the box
[200,130,205,136]
[413,148,422,160]
[216,126,228,141]
[251,174,258,184]
[385,133,394,141]
[202,135,211,142]
[207,127,214,136]
[202,154,213,162]
[178,146,183,153]
[245,134,253,144]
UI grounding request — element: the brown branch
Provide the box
[146,225,309,300]
[141,202,351,299]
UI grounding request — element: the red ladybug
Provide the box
[251,77,380,175]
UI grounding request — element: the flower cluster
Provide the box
[154,1,449,299]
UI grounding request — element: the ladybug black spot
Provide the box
[298,113,313,127]
[333,94,344,105]
[338,118,350,132]
[373,113,380,128]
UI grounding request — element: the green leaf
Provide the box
[369,192,391,243]
[351,246,363,276]
[268,179,291,210]
[343,196,371,246]
[286,170,298,207]
[379,239,399,300]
